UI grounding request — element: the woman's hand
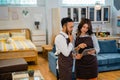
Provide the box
[75,43,87,51]
[75,54,83,59]
[87,49,96,55]
[78,43,87,49]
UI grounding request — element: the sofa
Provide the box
[48,40,120,76]
[97,40,120,72]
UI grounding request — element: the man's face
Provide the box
[66,22,74,34]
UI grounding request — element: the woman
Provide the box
[75,18,100,80]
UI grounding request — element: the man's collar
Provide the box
[60,31,68,38]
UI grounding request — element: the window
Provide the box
[67,6,110,23]
[0,0,37,6]
[96,10,101,21]
[73,8,79,22]
[62,0,105,6]
[89,8,95,21]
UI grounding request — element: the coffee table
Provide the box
[12,70,44,80]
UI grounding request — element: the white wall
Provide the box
[0,0,119,44]
[0,0,46,32]
[111,0,120,34]
[46,0,113,36]
[45,0,116,44]
[45,0,60,44]
[90,0,113,34]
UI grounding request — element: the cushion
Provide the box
[0,33,9,41]
[6,37,14,44]
[97,54,108,65]
[11,32,26,40]
[99,53,120,64]
[98,40,118,53]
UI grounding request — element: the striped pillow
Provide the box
[11,32,26,40]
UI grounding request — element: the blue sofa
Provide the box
[48,40,120,76]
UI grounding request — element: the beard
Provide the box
[65,28,69,34]
[65,26,72,35]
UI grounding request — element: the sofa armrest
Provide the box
[48,51,58,76]
[117,48,120,53]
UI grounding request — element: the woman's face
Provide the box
[80,23,89,34]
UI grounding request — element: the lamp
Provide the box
[34,21,40,29]
[95,1,101,10]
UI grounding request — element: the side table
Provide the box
[42,45,53,58]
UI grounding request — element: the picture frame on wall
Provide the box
[0,7,9,20]
[117,16,120,27]
[117,19,120,27]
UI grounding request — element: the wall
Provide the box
[0,0,119,44]
[91,0,113,34]
[0,0,46,32]
[45,0,113,43]
[111,0,120,34]
[45,0,61,44]
[45,0,114,44]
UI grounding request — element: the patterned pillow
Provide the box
[0,32,9,41]
[11,32,26,40]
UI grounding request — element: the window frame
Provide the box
[61,0,105,6]
[0,0,37,7]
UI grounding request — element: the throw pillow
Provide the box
[0,32,9,41]
[98,40,118,53]
[11,32,26,40]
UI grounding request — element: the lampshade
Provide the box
[95,1,101,10]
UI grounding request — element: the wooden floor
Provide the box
[28,54,120,80]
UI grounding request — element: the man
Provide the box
[55,17,74,80]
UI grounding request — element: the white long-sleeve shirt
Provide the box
[55,31,73,57]
[91,34,100,54]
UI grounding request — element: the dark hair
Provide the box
[76,18,93,37]
[61,17,73,27]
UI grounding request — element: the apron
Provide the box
[58,34,73,80]
[75,36,98,79]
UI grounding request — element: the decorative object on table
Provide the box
[28,70,34,77]
[99,32,106,37]
[95,32,110,37]
[96,27,99,37]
